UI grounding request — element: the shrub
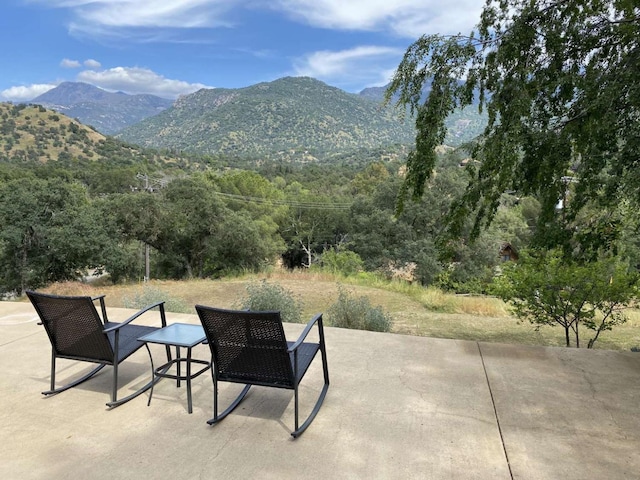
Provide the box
[123,285,190,314]
[318,249,364,276]
[234,280,303,324]
[327,286,392,332]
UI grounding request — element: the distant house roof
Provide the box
[499,242,519,261]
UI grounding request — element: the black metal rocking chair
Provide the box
[27,290,170,408]
[195,306,330,438]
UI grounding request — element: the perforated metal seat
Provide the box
[195,306,330,438]
[27,290,170,408]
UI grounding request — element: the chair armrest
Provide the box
[103,301,167,332]
[92,295,108,323]
[288,313,323,352]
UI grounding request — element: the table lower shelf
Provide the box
[149,357,210,413]
[155,358,210,383]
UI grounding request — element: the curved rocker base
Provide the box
[42,364,107,396]
[41,359,169,409]
[206,382,330,438]
[291,382,330,438]
[110,356,173,409]
[207,384,252,425]
[106,373,167,409]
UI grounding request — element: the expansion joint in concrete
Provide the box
[477,342,514,480]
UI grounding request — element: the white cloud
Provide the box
[0,84,57,102]
[77,66,212,98]
[293,46,404,91]
[60,58,81,68]
[1,64,211,102]
[36,0,481,39]
[35,0,236,32]
[84,58,101,68]
[270,0,483,37]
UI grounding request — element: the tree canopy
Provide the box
[493,249,638,348]
[387,0,640,248]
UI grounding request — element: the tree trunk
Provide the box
[299,239,312,268]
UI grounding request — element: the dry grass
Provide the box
[30,269,640,352]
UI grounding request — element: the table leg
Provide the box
[176,346,181,388]
[187,347,193,414]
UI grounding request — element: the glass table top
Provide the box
[138,323,206,348]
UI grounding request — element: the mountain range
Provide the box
[32,82,173,135]
[24,77,486,161]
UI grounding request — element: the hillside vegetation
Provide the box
[1,103,105,163]
[117,77,418,160]
[0,101,409,173]
[0,102,189,169]
[14,77,486,164]
[359,84,487,146]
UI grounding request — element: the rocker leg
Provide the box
[207,384,251,425]
[42,362,107,396]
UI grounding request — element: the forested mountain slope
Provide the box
[358,82,487,146]
[117,77,417,161]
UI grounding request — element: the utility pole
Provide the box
[144,244,150,283]
[135,173,165,283]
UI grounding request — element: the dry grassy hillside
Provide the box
[0,103,106,162]
[0,102,188,167]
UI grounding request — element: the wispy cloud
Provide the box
[84,59,101,68]
[61,57,102,69]
[60,58,81,68]
[293,46,404,91]
[32,0,237,39]
[0,84,57,102]
[36,0,480,40]
[270,0,482,37]
[77,66,212,98]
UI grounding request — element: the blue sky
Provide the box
[0,0,483,102]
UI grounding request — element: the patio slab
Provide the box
[0,300,638,479]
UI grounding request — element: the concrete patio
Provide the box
[1,300,639,479]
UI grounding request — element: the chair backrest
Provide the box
[27,290,114,363]
[196,306,295,388]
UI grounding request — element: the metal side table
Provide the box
[139,323,210,414]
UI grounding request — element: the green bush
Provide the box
[327,286,392,332]
[122,285,190,314]
[318,249,364,276]
[234,280,303,324]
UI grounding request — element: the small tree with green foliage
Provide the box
[492,250,638,348]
